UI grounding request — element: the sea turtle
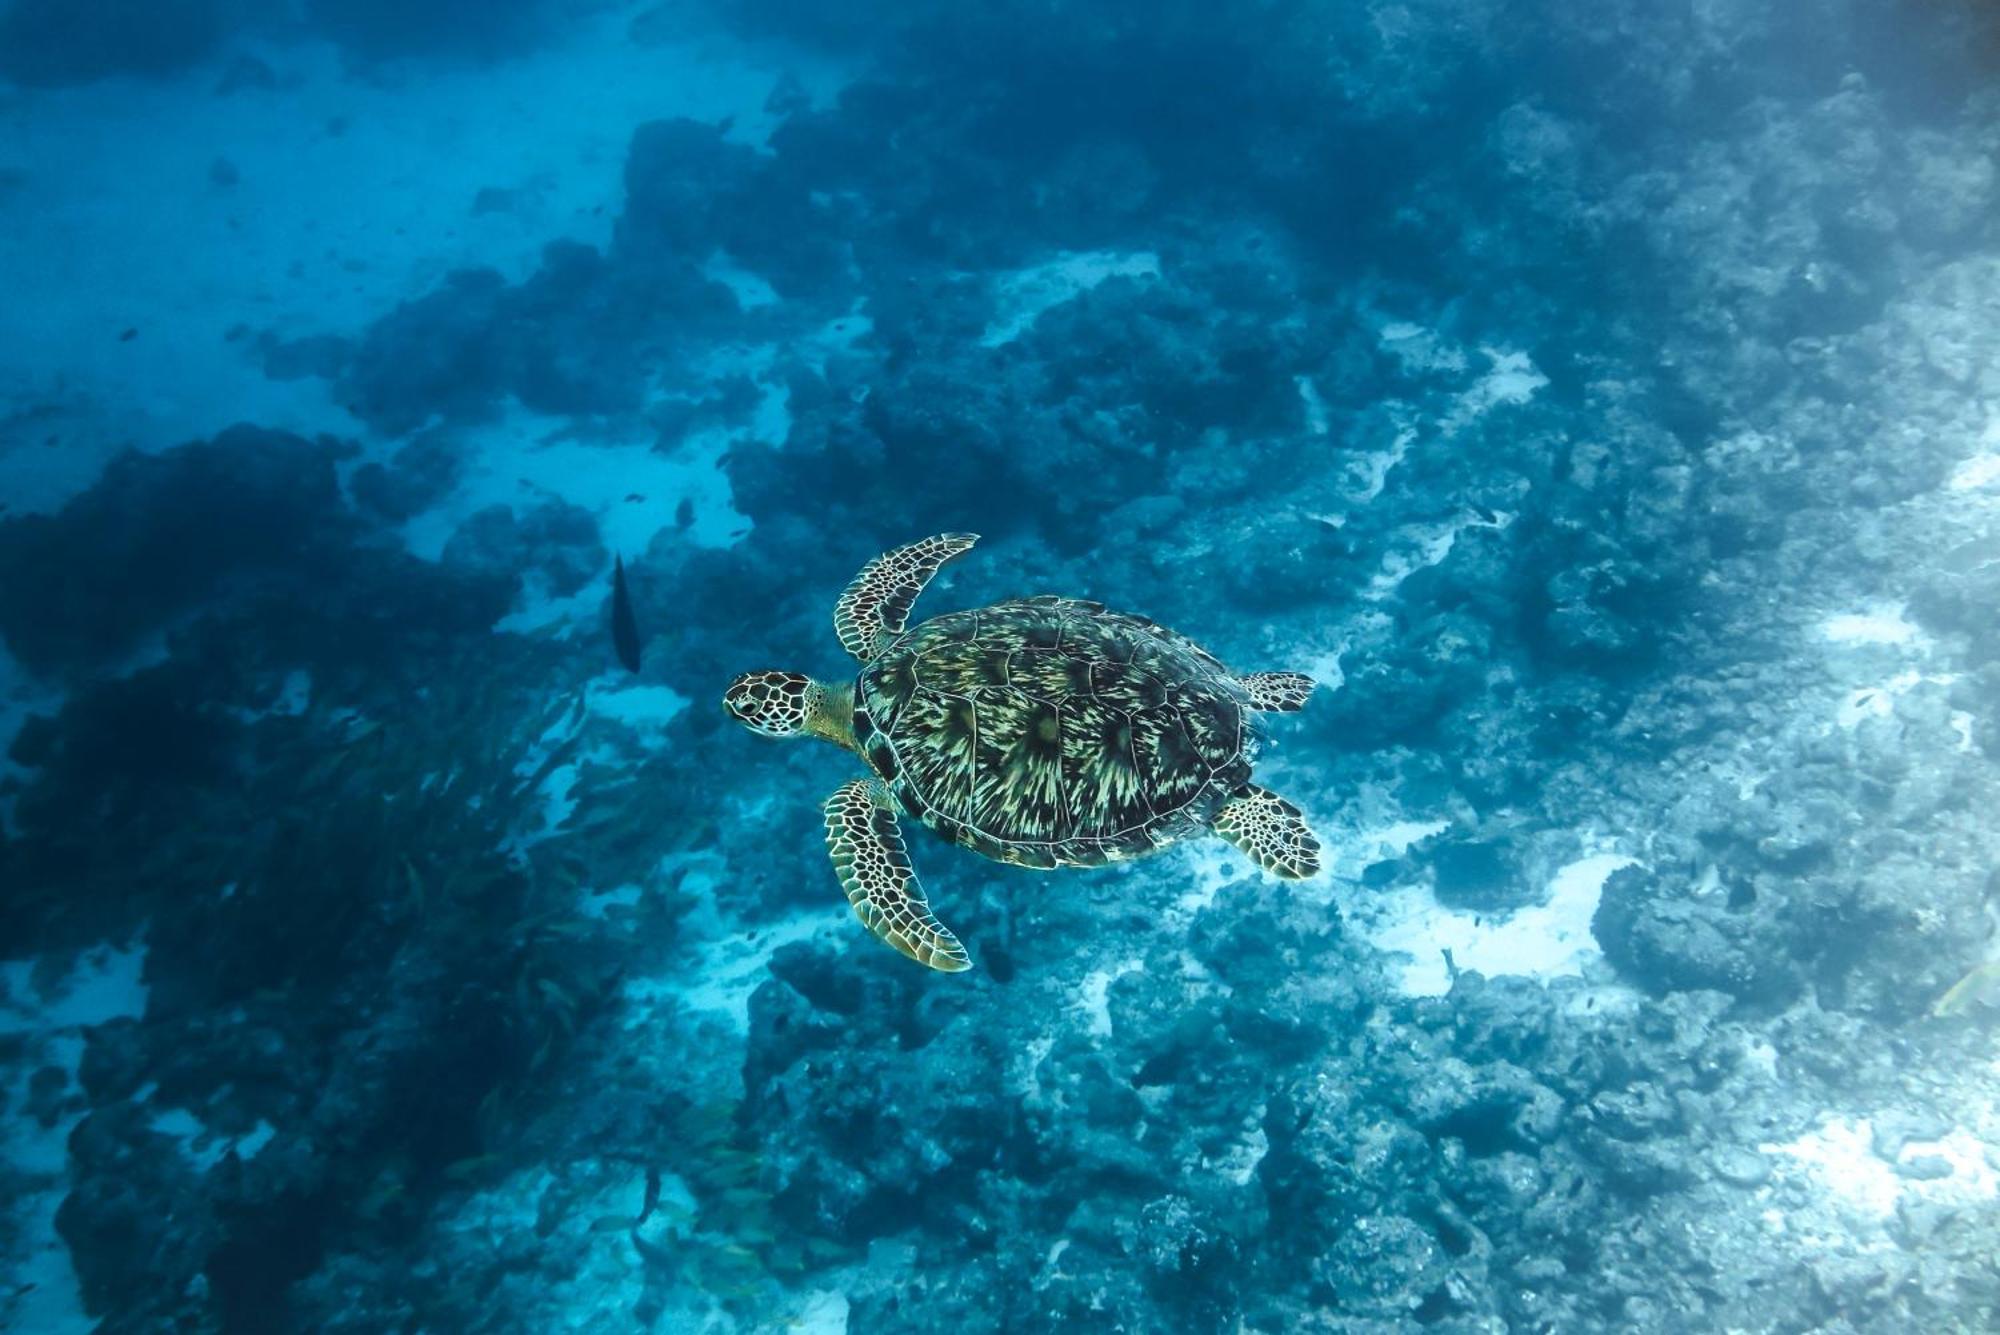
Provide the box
[723,533,1323,972]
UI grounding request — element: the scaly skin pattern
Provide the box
[833,532,979,662]
[1239,671,1316,712]
[823,778,971,971]
[1213,784,1322,879]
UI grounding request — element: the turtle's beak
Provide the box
[721,683,753,727]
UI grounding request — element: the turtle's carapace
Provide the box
[722,533,1324,972]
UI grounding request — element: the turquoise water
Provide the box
[2,3,1999,1330]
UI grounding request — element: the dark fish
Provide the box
[611,555,642,674]
[639,1166,661,1224]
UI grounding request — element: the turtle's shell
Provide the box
[852,596,1253,868]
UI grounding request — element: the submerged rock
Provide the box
[1591,865,1801,1004]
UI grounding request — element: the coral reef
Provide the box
[2,0,1999,1331]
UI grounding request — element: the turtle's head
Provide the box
[726,671,859,749]
[724,671,817,738]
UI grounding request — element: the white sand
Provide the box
[1760,1117,2000,1228]
[1821,605,1922,647]
[1350,847,1639,997]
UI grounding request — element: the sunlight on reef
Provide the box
[1760,1117,1999,1229]
[1820,605,1923,648]
[400,402,753,569]
[979,250,1162,347]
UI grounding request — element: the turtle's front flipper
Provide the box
[834,533,979,662]
[824,779,972,971]
[1214,784,1322,879]
[1239,671,1316,712]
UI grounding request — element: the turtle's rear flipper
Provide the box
[1239,671,1315,712]
[824,779,972,971]
[1215,784,1321,879]
[834,533,979,662]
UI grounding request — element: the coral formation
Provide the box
[2,0,1998,1330]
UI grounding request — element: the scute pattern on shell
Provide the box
[854,596,1253,866]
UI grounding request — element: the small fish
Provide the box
[611,555,642,674]
[1933,960,2000,1018]
[536,978,576,1015]
[803,1235,848,1262]
[442,1154,503,1183]
[402,857,426,917]
[357,1174,406,1219]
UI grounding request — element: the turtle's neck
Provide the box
[804,679,857,753]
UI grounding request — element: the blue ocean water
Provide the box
[2,1,1998,1330]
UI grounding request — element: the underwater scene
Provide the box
[3,1,2000,1331]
